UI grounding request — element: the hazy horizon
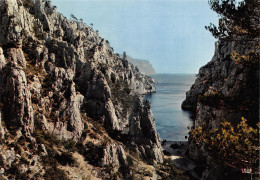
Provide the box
[52,0,218,74]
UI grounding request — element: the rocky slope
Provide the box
[120,54,156,75]
[0,0,164,179]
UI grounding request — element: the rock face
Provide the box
[102,144,127,167]
[129,98,163,164]
[182,40,259,129]
[0,0,163,178]
[121,54,156,75]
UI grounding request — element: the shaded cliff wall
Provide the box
[182,39,259,179]
[182,40,259,129]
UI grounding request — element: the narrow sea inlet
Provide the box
[146,74,196,141]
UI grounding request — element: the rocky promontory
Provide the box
[120,54,156,75]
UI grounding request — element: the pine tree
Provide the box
[206,0,259,65]
[206,0,259,41]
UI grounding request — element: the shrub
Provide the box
[83,142,104,166]
[54,152,77,166]
[45,39,57,53]
[163,150,171,156]
[20,156,30,165]
[44,167,69,180]
[0,154,4,166]
[24,61,41,78]
[62,139,77,152]
[6,164,30,180]
[33,24,44,40]
[190,117,259,172]
[155,158,190,179]
[231,50,259,65]
[22,0,34,9]
[198,92,223,107]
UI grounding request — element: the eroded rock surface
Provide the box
[0,0,163,179]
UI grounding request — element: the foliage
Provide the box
[198,92,223,107]
[54,152,77,166]
[155,158,191,179]
[33,24,44,40]
[206,0,259,65]
[231,50,259,65]
[6,165,30,180]
[122,51,127,61]
[81,141,105,166]
[33,129,59,154]
[198,91,257,112]
[190,117,259,171]
[24,60,42,80]
[44,167,69,180]
[0,155,4,166]
[70,14,78,21]
[45,38,58,53]
[206,0,259,41]
[22,36,39,62]
[107,78,135,112]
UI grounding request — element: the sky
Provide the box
[51,0,219,74]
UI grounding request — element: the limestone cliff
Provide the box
[182,40,259,179]
[0,0,163,179]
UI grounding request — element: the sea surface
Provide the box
[145,74,196,141]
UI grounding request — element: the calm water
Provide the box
[146,74,196,141]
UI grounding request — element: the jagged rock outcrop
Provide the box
[129,98,163,164]
[102,144,127,167]
[0,0,163,178]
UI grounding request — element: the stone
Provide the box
[2,149,16,167]
[102,144,127,167]
[0,110,5,139]
[0,47,6,69]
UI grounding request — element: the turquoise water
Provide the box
[146,74,196,141]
